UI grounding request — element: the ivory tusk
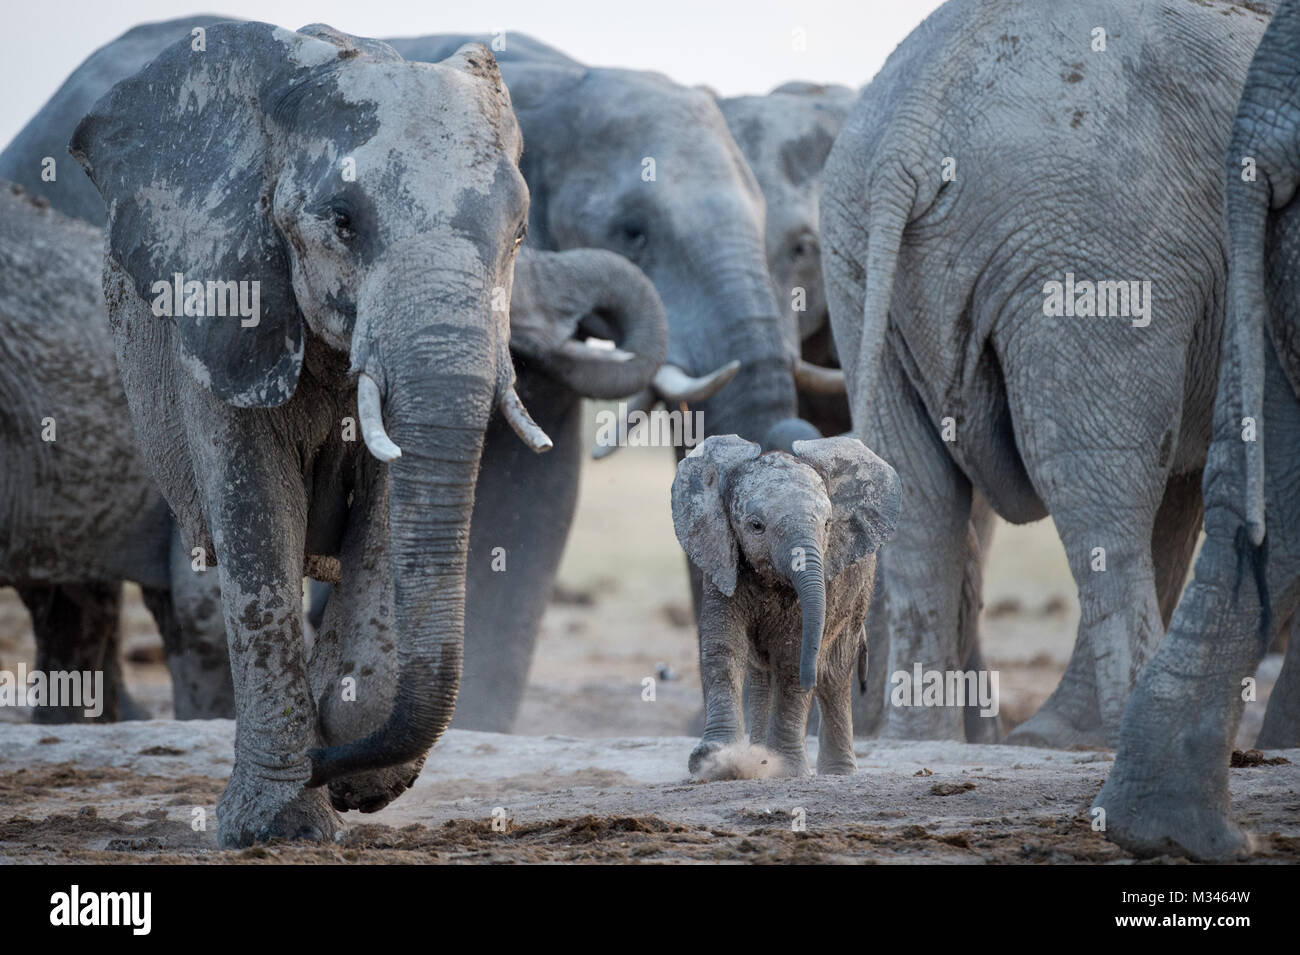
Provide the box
[651,360,740,404]
[357,373,402,463]
[793,359,846,396]
[500,386,553,453]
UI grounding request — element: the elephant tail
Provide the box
[853,177,911,423]
[1225,164,1272,547]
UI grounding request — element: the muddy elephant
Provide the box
[1098,0,1300,861]
[3,17,669,736]
[822,0,1271,747]
[312,244,668,743]
[673,435,899,777]
[71,21,561,846]
[0,182,233,722]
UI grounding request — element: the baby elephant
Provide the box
[672,435,900,777]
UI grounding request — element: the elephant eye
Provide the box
[615,221,648,256]
[749,518,766,533]
[514,220,528,249]
[790,232,818,261]
[315,199,356,242]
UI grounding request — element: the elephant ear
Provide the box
[70,22,350,407]
[671,435,760,597]
[793,436,901,579]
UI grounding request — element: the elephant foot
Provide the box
[816,756,857,776]
[1093,786,1251,862]
[1006,702,1107,750]
[327,758,424,813]
[217,767,341,848]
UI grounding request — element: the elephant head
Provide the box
[71,22,549,786]
[718,82,856,360]
[672,435,900,687]
[386,34,830,448]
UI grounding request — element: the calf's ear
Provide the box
[670,435,760,597]
[793,436,901,578]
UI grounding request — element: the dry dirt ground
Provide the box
[1,444,1296,863]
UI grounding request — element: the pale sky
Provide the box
[0,0,943,146]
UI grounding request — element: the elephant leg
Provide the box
[689,598,749,776]
[1097,335,1300,860]
[1258,614,1300,748]
[960,494,1000,742]
[307,466,423,814]
[188,422,337,847]
[1151,470,1204,627]
[18,582,130,722]
[767,676,814,776]
[1008,484,1161,748]
[815,643,857,775]
[866,342,971,741]
[143,524,233,719]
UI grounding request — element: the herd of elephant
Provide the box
[0,0,1296,861]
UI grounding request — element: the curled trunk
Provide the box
[309,358,490,786]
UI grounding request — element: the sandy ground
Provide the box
[0,442,1295,863]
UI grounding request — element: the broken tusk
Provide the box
[357,373,402,463]
[500,386,553,453]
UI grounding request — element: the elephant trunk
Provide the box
[665,234,807,446]
[512,248,668,400]
[791,538,827,690]
[308,333,495,787]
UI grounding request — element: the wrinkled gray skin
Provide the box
[0,183,233,722]
[73,22,550,847]
[823,0,1270,747]
[1097,0,1300,861]
[718,83,998,740]
[2,16,667,736]
[673,435,899,775]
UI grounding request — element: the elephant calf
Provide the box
[672,435,900,777]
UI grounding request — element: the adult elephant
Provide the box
[72,21,555,846]
[822,0,1271,746]
[387,32,831,726]
[1098,0,1300,860]
[3,15,669,736]
[312,244,668,738]
[0,182,232,722]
